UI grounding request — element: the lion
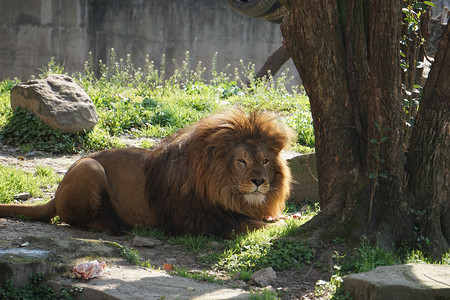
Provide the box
[0,110,293,237]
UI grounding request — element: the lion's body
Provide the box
[0,111,293,237]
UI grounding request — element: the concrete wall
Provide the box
[0,0,299,83]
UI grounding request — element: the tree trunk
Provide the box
[280,0,449,255]
[280,0,411,245]
[408,24,450,257]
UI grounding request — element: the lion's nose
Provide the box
[251,178,265,187]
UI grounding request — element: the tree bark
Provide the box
[408,24,450,257]
[280,0,411,245]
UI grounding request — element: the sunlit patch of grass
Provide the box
[0,165,61,204]
[215,215,317,276]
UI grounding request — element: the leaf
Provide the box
[424,1,436,7]
[380,136,389,143]
[370,139,379,144]
[163,263,175,272]
[407,22,416,34]
[379,173,388,178]
[373,120,380,130]
[369,173,377,179]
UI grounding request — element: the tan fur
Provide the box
[0,110,293,237]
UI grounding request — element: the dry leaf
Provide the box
[163,262,175,272]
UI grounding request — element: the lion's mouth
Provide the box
[243,192,267,206]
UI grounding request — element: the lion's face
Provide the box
[231,143,277,206]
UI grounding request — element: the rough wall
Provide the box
[0,0,299,83]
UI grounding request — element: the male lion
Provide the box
[0,110,293,237]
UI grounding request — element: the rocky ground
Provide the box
[0,142,337,299]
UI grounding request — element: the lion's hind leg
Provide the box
[54,158,124,233]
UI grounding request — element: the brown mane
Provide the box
[144,110,293,236]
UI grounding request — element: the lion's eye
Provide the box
[238,159,247,166]
[262,159,269,165]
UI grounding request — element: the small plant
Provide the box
[172,267,222,284]
[38,57,67,78]
[216,218,315,275]
[342,237,398,274]
[113,242,153,268]
[0,272,81,299]
[1,107,80,153]
[368,120,390,222]
[250,288,279,300]
[0,165,61,204]
[409,208,432,252]
[168,234,223,255]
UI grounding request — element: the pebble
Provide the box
[14,192,32,201]
[131,236,163,247]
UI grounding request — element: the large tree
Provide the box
[279,0,449,257]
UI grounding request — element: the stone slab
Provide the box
[284,151,319,202]
[343,263,450,300]
[48,264,249,300]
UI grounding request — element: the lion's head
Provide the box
[155,110,294,227]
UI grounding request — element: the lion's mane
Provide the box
[145,110,293,237]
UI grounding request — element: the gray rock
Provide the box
[10,74,98,133]
[250,267,277,287]
[343,263,450,300]
[131,236,163,247]
[14,192,32,201]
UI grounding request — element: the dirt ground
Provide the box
[0,142,337,299]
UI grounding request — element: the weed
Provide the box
[1,107,80,153]
[216,218,315,275]
[131,227,168,240]
[168,235,223,255]
[38,57,67,78]
[0,272,81,299]
[112,242,154,268]
[172,267,222,284]
[250,288,279,300]
[0,165,61,204]
[342,237,397,274]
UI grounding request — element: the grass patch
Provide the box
[0,165,61,204]
[215,213,317,277]
[168,234,224,255]
[172,267,223,284]
[0,272,81,300]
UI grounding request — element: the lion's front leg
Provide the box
[235,218,268,235]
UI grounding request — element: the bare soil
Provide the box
[0,143,337,299]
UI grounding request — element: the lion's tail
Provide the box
[0,199,57,221]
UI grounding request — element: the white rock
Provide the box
[250,267,277,287]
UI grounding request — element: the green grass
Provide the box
[0,165,61,204]
[215,215,316,277]
[0,272,81,299]
[0,50,314,154]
